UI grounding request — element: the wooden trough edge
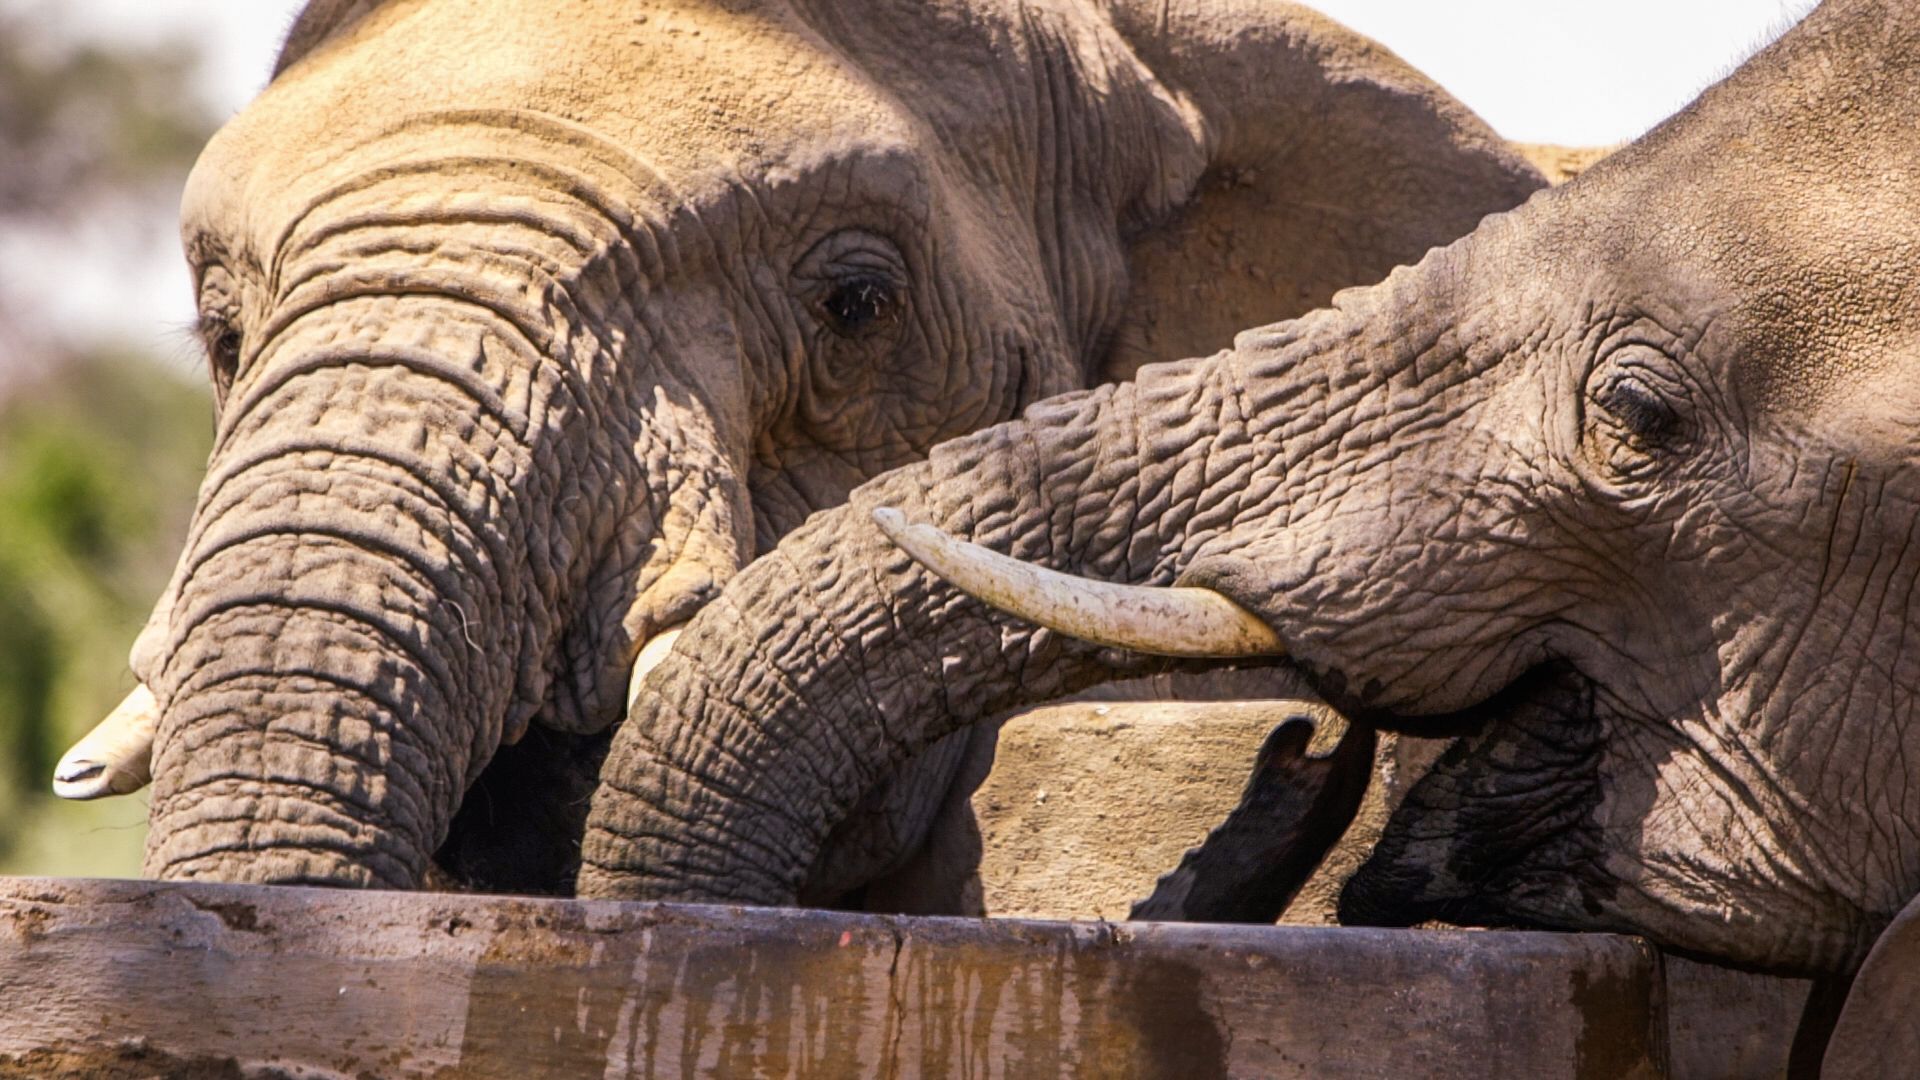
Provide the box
[0,876,1665,1079]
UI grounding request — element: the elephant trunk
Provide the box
[144,294,545,888]
[147,598,478,888]
[576,274,1421,903]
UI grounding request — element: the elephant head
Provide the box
[68,0,1545,891]
[580,0,1920,994]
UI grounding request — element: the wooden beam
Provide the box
[0,877,1664,1078]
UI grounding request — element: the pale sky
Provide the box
[11,0,1817,360]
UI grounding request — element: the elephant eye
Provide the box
[818,274,897,338]
[794,230,909,346]
[200,314,243,399]
[1596,375,1682,445]
[1584,348,1696,481]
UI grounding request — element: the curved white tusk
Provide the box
[53,684,159,800]
[872,507,1285,658]
[626,625,687,711]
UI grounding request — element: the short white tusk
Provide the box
[871,507,1285,658]
[53,684,159,800]
[626,625,687,711]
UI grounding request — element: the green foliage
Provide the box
[0,354,211,875]
[0,14,220,876]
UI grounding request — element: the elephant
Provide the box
[579,0,1920,1068]
[70,0,1559,892]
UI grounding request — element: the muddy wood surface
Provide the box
[0,877,1664,1079]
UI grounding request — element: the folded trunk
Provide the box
[144,295,541,888]
[577,286,1412,902]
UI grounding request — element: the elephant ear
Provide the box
[1820,891,1920,1077]
[1099,0,1548,381]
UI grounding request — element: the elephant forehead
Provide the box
[187,0,931,236]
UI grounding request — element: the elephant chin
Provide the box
[1336,664,1615,932]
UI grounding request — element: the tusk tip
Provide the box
[53,683,161,799]
[52,760,131,800]
[53,759,104,784]
[871,506,906,535]
[625,625,689,711]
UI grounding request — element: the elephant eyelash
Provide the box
[198,313,244,399]
[1579,344,1702,487]
[1596,375,1686,446]
[793,229,910,345]
[817,274,899,338]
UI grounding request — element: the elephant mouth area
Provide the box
[433,618,690,894]
[1326,660,1615,932]
[1276,653,1586,742]
[1093,655,1605,929]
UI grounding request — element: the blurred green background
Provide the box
[0,11,220,876]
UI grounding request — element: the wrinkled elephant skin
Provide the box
[582,0,1920,1009]
[116,0,1548,891]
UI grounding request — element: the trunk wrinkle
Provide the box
[187,438,521,575]
[175,523,477,620]
[219,338,533,449]
[161,599,464,715]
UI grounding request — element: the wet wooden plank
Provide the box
[0,877,1664,1078]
